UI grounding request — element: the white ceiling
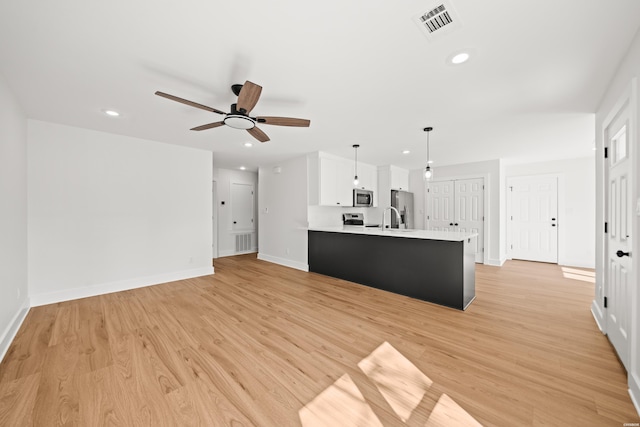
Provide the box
[1,0,639,171]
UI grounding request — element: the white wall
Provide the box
[594,28,640,415]
[0,74,30,361]
[28,120,213,305]
[258,156,309,271]
[213,168,258,257]
[505,156,596,268]
[426,159,503,265]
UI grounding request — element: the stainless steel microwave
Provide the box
[353,188,374,207]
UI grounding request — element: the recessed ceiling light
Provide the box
[239,166,246,170]
[244,142,253,148]
[402,150,410,155]
[451,52,470,64]
[103,109,120,117]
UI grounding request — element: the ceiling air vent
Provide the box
[413,1,462,41]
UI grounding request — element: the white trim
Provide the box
[591,301,606,333]
[0,298,31,363]
[30,267,214,307]
[630,372,640,417]
[218,249,258,258]
[257,253,309,272]
[485,257,506,267]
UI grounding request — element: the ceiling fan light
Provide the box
[224,115,255,130]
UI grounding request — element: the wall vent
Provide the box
[235,233,252,253]
[413,1,462,41]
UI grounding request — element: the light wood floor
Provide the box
[1,255,638,426]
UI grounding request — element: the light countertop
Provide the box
[308,226,477,242]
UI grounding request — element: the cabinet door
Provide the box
[319,157,352,206]
[390,167,409,190]
[319,157,338,205]
[336,158,354,206]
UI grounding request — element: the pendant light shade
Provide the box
[352,144,360,186]
[424,127,433,180]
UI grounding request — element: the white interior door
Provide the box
[231,183,255,231]
[426,181,455,231]
[426,178,485,263]
[455,178,484,263]
[605,100,632,371]
[508,175,558,263]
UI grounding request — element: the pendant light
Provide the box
[352,144,360,186]
[424,127,433,180]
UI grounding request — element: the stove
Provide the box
[342,213,364,226]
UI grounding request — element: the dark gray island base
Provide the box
[308,229,476,310]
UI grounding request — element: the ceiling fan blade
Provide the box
[236,81,262,114]
[247,126,270,142]
[155,91,226,115]
[191,121,225,131]
[256,116,311,127]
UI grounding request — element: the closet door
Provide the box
[426,181,455,231]
[427,178,485,263]
[455,178,484,263]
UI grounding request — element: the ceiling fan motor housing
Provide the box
[224,102,256,129]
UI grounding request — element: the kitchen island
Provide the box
[308,226,477,310]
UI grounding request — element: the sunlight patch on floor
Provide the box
[298,373,383,427]
[561,267,595,283]
[299,341,483,426]
[424,393,483,426]
[358,341,433,422]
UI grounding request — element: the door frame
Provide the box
[424,173,488,264]
[212,180,218,259]
[506,173,564,264]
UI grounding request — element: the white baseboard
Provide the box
[590,301,606,333]
[630,372,640,417]
[0,297,31,363]
[559,259,596,269]
[30,266,214,307]
[218,248,258,258]
[485,257,506,266]
[257,253,309,272]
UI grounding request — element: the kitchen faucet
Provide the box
[381,206,403,230]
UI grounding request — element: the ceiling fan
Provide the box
[155,81,310,143]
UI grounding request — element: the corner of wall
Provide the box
[0,297,30,363]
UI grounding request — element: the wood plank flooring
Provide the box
[1,255,638,426]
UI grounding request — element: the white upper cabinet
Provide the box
[308,152,377,207]
[389,166,409,191]
[377,165,410,208]
[356,163,377,193]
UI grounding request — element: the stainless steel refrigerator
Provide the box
[391,190,414,229]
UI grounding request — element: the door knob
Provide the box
[552,224,556,227]
[454,223,459,226]
[551,218,556,221]
[449,223,453,226]
[616,250,630,257]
